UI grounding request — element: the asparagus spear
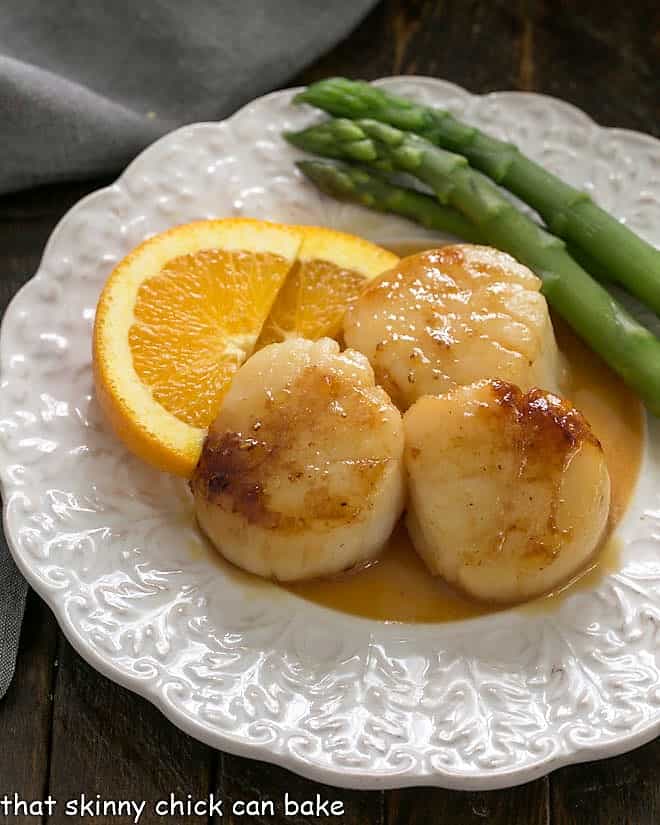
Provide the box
[295,78,660,315]
[296,159,482,241]
[297,158,602,280]
[286,119,660,414]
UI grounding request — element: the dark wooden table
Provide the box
[1,2,658,823]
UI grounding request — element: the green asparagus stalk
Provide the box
[286,118,660,414]
[295,78,660,315]
[297,158,600,281]
[296,159,482,241]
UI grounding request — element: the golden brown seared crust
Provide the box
[190,364,390,533]
[423,244,464,269]
[490,380,601,455]
[485,381,603,566]
[355,245,535,302]
[430,244,537,282]
[191,430,277,528]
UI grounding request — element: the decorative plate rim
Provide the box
[2,76,660,790]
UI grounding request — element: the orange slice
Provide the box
[256,226,398,347]
[93,218,302,477]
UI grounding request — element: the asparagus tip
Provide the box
[295,159,316,173]
[282,130,302,146]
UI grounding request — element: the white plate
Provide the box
[2,77,660,791]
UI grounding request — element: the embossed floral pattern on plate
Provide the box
[1,78,660,790]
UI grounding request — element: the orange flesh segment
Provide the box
[129,248,291,428]
[256,257,367,347]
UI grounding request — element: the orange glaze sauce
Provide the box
[284,246,644,623]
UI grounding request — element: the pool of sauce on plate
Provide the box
[284,245,644,623]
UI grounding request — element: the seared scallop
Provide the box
[404,380,611,603]
[190,337,405,581]
[344,245,563,410]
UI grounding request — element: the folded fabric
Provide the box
[0,0,378,194]
[0,535,27,700]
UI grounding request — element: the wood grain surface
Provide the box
[0,1,658,823]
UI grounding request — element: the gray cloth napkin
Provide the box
[0,0,378,194]
[0,541,27,699]
[0,0,378,698]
